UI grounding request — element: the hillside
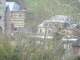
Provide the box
[7,0,80,27]
[24,0,80,19]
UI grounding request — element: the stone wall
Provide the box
[0,0,6,34]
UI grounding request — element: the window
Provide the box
[0,26,2,35]
[19,14,21,17]
[44,23,48,27]
[48,30,51,33]
[64,23,69,28]
[14,28,17,31]
[49,23,53,28]
[40,29,42,33]
[0,16,2,19]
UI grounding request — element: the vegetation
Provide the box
[0,36,13,60]
[74,56,80,60]
[0,31,64,60]
[24,0,80,26]
[5,0,80,60]
[7,0,80,27]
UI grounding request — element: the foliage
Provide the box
[11,32,64,60]
[0,31,65,60]
[8,0,80,26]
[73,56,80,60]
[53,28,63,40]
[24,0,80,21]
[73,25,80,38]
[11,52,19,60]
[0,36,13,60]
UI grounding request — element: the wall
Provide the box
[72,46,80,55]
[0,0,6,34]
[38,27,46,35]
[11,11,26,28]
[38,22,65,35]
[5,12,11,37]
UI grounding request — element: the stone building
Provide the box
[6,2,26,37]
[38,15,73,36]
[0,0,6,35]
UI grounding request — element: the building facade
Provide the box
[11,11,25,28]
[6,2,26,37]
[72,40,80,55]
[0,0,6,35]
[38,15,73,36]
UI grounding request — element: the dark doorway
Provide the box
[0,26,2,35]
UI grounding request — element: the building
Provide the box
[77,13,80,25]
[72,40,80,55]
[0,0,6,35]
[11,11,26,28]
[38,15,73,36]
[6,2,26,37]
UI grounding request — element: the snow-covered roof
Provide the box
[50,15,71,23]
[6,2,20,12]
[38,20,50,27]
[38,15,72,27]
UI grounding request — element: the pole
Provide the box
[41,27,47,60]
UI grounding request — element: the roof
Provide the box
[50,15,71,23]
[72,40,80,47]
[38,20,50,27]
[38,15,72,27]
[6,2,20,12]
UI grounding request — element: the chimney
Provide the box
[19,1,25,10]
